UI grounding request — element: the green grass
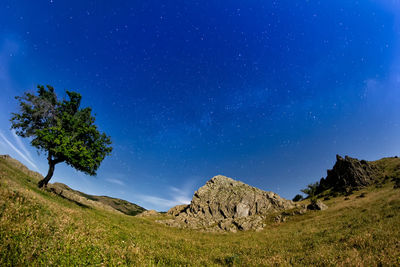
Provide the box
[1,157,400,266]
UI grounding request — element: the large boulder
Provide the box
[167,204,189,216]
[160,175,294,232]
[319,155,378,192]
[307,200,328,211]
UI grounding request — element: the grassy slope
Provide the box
[51,182,146,216]
[371,156,400,180]
[1,157,400,266]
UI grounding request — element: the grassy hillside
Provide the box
[1,156,400,266]
[0,155,145,216]
[50,182,145,216]
[371,156,400,181]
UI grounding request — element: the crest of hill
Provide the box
[0,154,145,216]
[162,175,294,232]
[50,182,145,216]
[0,155,43,181]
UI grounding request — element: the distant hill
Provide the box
[50,182,146,216]
[0,154,145,216]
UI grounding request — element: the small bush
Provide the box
[221,254,241,266]
[301,182,320,198]
[292,194,304,202]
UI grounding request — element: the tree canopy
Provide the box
[11,85,113,187]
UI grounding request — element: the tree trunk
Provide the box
[38,161,55,188]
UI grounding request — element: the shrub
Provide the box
[301,182,320,198]
[292,194,304,202]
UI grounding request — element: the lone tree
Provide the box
[11,85,113,188]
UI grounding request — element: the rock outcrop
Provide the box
[167,204,189,216]
[160,175,294,232]
[319,155,378,192]
[136,209,159,217]
[307,200,328,211]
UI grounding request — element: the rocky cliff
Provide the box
[318,155,379,193]
[161,175,294,232]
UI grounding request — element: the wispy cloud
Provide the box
[12,130,34,162]
[138,185,193,211]
[137,195,181,210]
[105,178,125,186]
[169,186,192,204]
[0,131,39,170]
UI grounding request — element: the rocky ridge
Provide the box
[318,155,379,193]
[161,175,295,232]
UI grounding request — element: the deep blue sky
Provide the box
[1,1,399,210]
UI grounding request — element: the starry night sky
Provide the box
[1,1,399,210]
